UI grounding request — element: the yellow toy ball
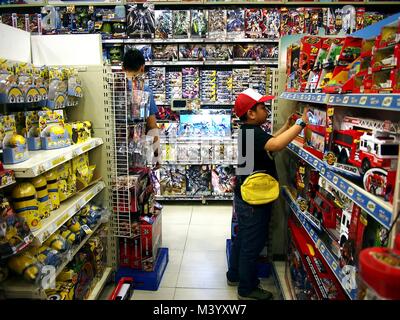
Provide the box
[7,134,26,148]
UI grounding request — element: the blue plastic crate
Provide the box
[226,239,271,278]
[116,247,169,291]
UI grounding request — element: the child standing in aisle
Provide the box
[227,88,309,300]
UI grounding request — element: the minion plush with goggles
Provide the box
[45,171,60,211]
[8,251,41,282]
[11,182,41,231]
[44,232,70,252]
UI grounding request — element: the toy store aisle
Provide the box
[100,203,280,300]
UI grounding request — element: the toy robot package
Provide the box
[173,10,190,38]
[126,44,153,62]
[249,65,268,95]
[126,4,155,38]
[232,68,250,100]
[200,70,217,102]
[205,44,232,61]
[245,9,264,39]
[159,165,186,195]
[211,165,235,195]
[158,122,178,139]
[166,71,182,102]
[217,70,233,103]
[232,44,259,60]
[227,9,245,39]
[186,165,211,196]
[208,9,227,39]
[152,44,178,61]
[155,10,173,39]
[182,67,200,99]
[179,44,206,61]
[304,8,323,36]
[263,9,280,40]
[191,10,208,38]
[147,67,166,104]
[160,143,177,162]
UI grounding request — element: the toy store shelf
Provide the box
[32,181,106,246]
[86,267,113,300]
[160,137,236,143]
[46,1,124,6]
[280,92,400,111]
[282,186,356,300]
[156,194,233,201]
[146,61,204,66]
[0,221,104,300]
[0,178,16,190]
[0,3,46,8]
[326,93,400,111]
[280,92,328,104]
[3,138,104,178]
[287,141,393,229]
[204,60,278,66]
[106,38,278,44]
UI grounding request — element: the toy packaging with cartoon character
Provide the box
[227,9,245,39]
[38,110,71,150]
[173,10,190,38]
[166,71,182,102]
[160,165,186,195]
[263,9,280,39]
[245,8,264,38]
[191,10,208,38]
[205,44,232,61]
[148,67,166,104]
[155,10,173,39]
[211,165,235,195]
[208,9,227,39]
[186,165,211,196]
[179,44,206,61]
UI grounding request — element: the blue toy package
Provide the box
[190,10,208,38]
[227,9,245,39]
[155,10,173,39]
[178,110,231,137]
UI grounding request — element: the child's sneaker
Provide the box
[238,287,273,300]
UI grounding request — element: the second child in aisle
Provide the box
[123,49,160,166]
[227,88,309,300]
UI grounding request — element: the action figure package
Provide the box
[159,165,186,195]
[155,10,173,39]
[158,122,178,138]
[232,44,259,60]
[147,67,166,104]
[166,71,182,102]
[263,9,280,40]
[260,44,279,60]
[190,10,208,38]
[200,70,217,102]
[173,10,190,38]
[179,44,206,61]
[186,165,211,196]
[152,44,178,61]
[205,44,232,61]
[249,65,268,96]
[187,144,202,162]
[208,9,227,39]
[232,68,249,100]
[182,67,200,99]
[363,11,385,27]
[125,44,153,61]
[245,9,264,38]
[211,165,235,195]
[160,143,177,162]
[217,71,233,103]
[126,4,155,38]
[304,8,323,35]
[227,9,245,39]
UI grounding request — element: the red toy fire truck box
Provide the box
[309,189,342,229]
[299,36,323,91]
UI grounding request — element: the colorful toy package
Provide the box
[155,10,173,39]
[211,165,235,195]
[126,4,155,38]
[227,9,245,39]
[208,9,227,39]
[245,8,263,38]
[191,10,208,38]
[186,165,211,196]
[152,44,178,61]
[159,165,186,196]
[205,44,232,60]
[182,67,200,99]
[179,44,206,61]
[173,10,190,38]
[38,110,71,150]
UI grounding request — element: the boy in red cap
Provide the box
[227,88,309,300]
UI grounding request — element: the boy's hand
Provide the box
[302,107,310,123]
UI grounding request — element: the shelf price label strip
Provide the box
[287,142,392,229]
[281,92,400,111]
[33,181,105,245]
[282,187,356,300]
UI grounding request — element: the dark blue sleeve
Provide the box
[145,85,158,116]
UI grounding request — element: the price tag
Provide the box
[82,144,92,152]
[56,213,71,227]
[52,156,66,166]
[81,224,92,235]
[85,192,95,202]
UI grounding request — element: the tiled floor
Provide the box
[100,202,281,300]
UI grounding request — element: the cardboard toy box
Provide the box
[140,211,162,272]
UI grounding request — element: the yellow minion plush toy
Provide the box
[11,182,41,231]
[8,252,41,282]
[60,226,76,245]
[44,170,60,210]
[44,232,69,252]
[32,175,51,219]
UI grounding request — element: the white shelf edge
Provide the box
[283,186,356,300]
[287,140,393,229]
[86,267,113,300]
[3,138,103,178]
[32,181,106,245]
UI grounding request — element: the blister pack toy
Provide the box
[191,10,208,38]
[155,10,173,39]
[38,110,71,150]
[208,9,227,39]
[186,165,211,196]
[173,10,190,38]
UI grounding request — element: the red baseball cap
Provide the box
[234,88,275,117]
